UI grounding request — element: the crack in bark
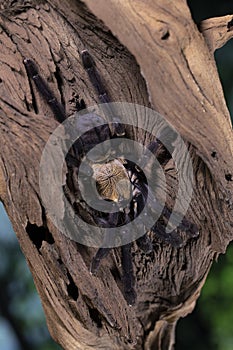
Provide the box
[26,221,55,249]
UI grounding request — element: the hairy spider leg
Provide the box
[124,168,153,253]
[160,206,199,237]
[116,216,137,305]
[121,242,136,305]
[81,50,110,104]
[142,181,199,243]
[119,180,150,305]
[81,50,125,137]
[128,142,199,247]
[138,126,176,172]
[135,182,199,247]
[90,246,111,274]
[24,58,66,123]
[119,161,156,253]
[132,190,154,253]
[90,210,119,275]
[91,202,137,304]
[138,128,199,240]
[23,58,94,177]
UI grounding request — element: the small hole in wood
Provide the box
[225,173,232,181]
[26,222,54,249]
[161,31,170,40]
[211,151,217,158]
[83,295,103,328]
[88,307,103,328]
[67,271,79,300]
[227,18,233,31]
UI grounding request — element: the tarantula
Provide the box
[24,50,199,305]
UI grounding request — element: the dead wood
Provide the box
[200,14,233,52]
[0,1,233,349]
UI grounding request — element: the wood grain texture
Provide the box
[0,0,233,349]
[200,15,233,52]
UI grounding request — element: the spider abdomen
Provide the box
[92,159,131,203]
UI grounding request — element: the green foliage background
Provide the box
[1,1,233,349]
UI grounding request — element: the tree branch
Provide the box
[1,1,233,349]
[200,15,233,52]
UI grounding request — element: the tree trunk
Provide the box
[0,1,233,349]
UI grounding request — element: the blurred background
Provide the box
[1,1,233,349]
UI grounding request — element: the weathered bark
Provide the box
[0,1,233,349]
[201,14,233,52]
